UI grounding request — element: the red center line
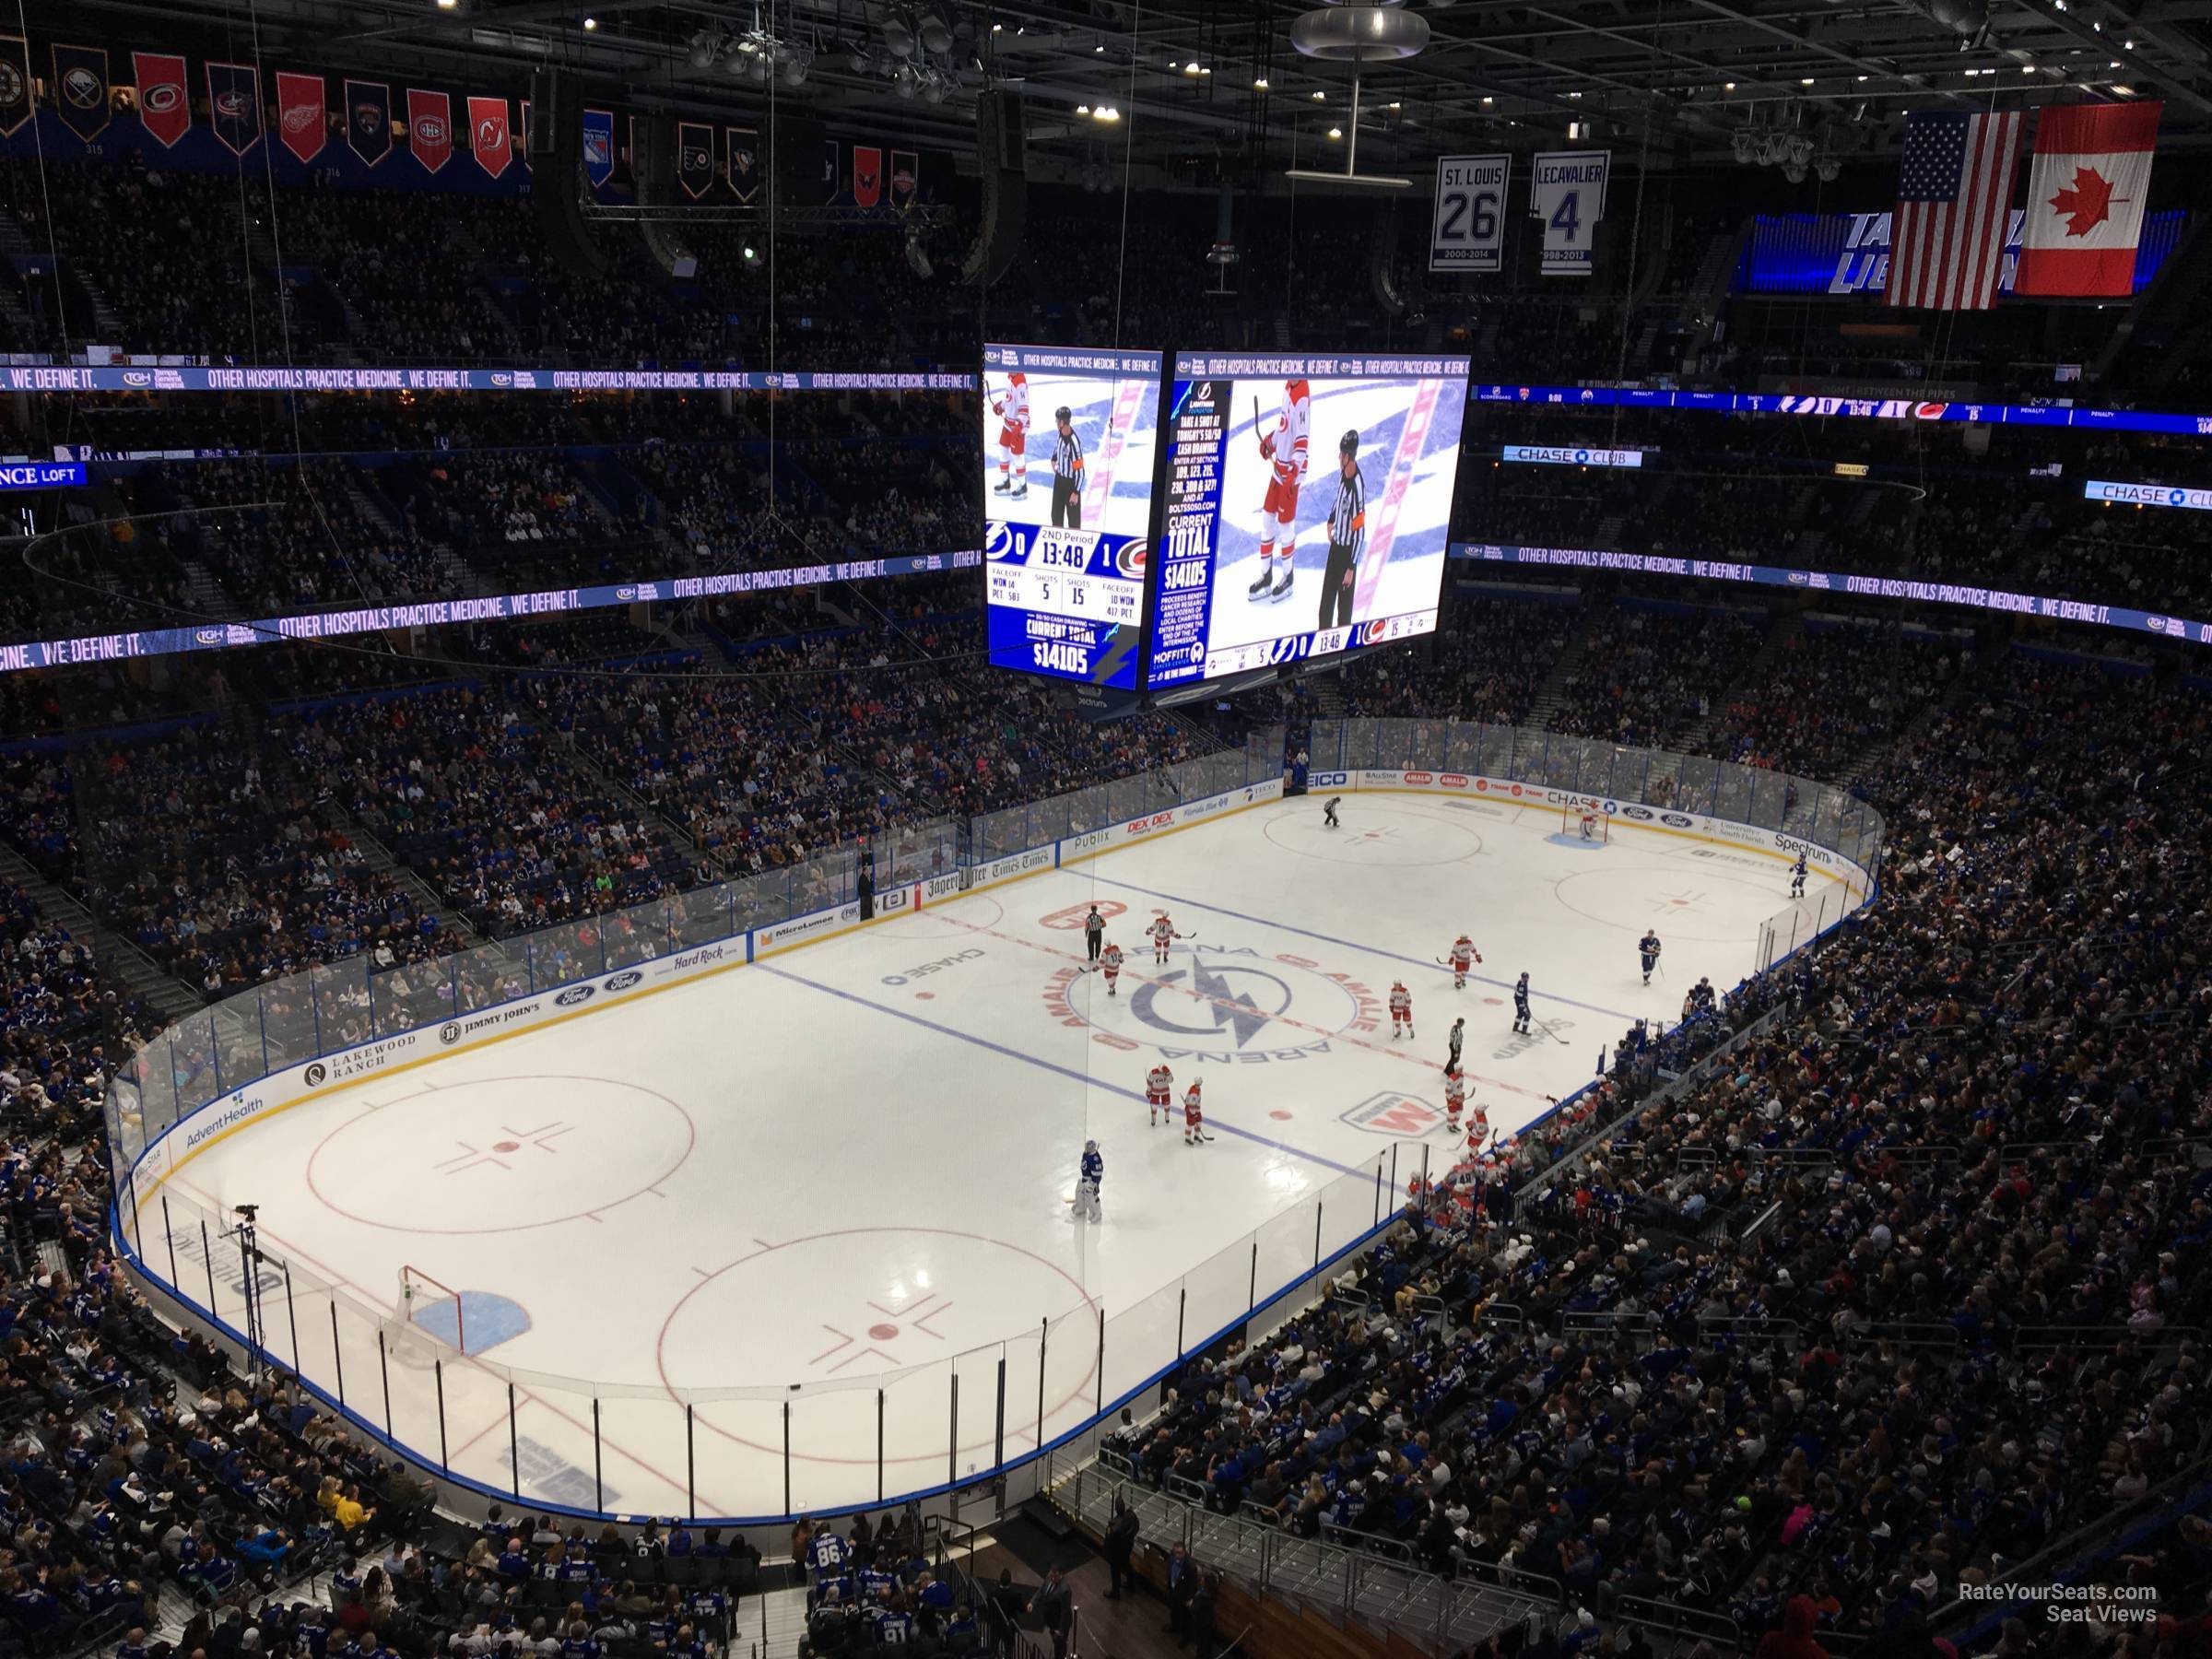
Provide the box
[931,913,1550,1103]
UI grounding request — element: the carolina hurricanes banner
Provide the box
[582,108,614,187]
[132,52,189,147]
[853,144,884,208]
[206,62,262,156]
[2015,102,2162,297]
[52,45,111,144]
[728,124,759,202]
[345,79,390,165]
[274,71,325,164]
[467,95,510,177]
[407,88,452,173]
[889,149,918,211]
[677,120,713,199]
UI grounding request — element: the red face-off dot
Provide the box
[494,1141,521,1153]
[869,1324,900,1341]
[1270,1111,1294,1121]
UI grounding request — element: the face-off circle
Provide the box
[1041,945,1382,1064]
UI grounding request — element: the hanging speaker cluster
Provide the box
[960,89,1027,286]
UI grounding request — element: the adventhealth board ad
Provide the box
[1150,353,1471,689]
[981,343,1164,689]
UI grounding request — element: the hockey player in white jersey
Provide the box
[1071,1139,1103,1222]
[1441,1065,1465,1135]
[1146,1062,1174,1127]
[991,371,1030,500]
[1447,935,1480,991]
[1148,912,1182,966]
[1099,939,1124,996]
[1389,981,1414,1040]
[1247,378,1310,603]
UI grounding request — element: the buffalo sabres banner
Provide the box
[727,124,759,202]
[889,148,917,210]
[1529,148,1609,276]
[582,107,614,187]
[1430,154,1509,273]
[345,79,390,165]
[468,95,510,178]
[206,61,262,156]
[407,88,452,172]
[275,71,326,164]
[52,45,110,144]
[853,144,884,208]
[0,36,28,137]
[677,120,713,199]
[132,52,190,147]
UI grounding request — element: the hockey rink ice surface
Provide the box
[164,791,1852,1519]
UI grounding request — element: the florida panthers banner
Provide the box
[677,121,713,198]
[275,71,326,164]
[345,80,390,165]
[728,124,759,202]
[1529,149,1609,276]
[407,88,452,173]
[133,52,190,147]
[853,144,884,208]
[582,107,615,187]
[468,95,511,178]
[52,45,111,144]
[206,61,262,156]
[890,149,918,210]
[0,37,29,137]
[1430,154,1509,273]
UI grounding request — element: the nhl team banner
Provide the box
[728,124,759,202]
[345,80,391,165]
[1530,149,1609,276]
[132,52,190,147]
[582,107,615,187]
[822,138,841,204]
[853,144,884,208]
[1430,154,1509,273]
[889,148,918,211]
[406,88,452,173]
[0,36,29,137]
[52,45,111,144]
[468,95,511,178]
[2015,101,2162,298]
[518,100,531,167]
[206,61,262,156]
[275,71,326,165]
[677,120,713,199]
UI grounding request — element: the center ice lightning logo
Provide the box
[1132,959,1285,1046]
[1041,945,1382,1065]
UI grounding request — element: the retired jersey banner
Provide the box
[406,88,452,173]
[677,121,713,198]
[2015,102,2162,298]
[275,71,326,164]
[853,144,884,208]
[344,79,390,165]
[1530,149,1608,276]
[206,61,262,156]
[728,124,759,202]
[133,52,190,147]
[1430,154,1509,274]
[468,95,510,178]
[582,107,614,187]
[52,45,111,144]
[890,148,918,210]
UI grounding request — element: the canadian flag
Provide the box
[2014,101,2162,297]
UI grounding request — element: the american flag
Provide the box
[1888,110,2024,311]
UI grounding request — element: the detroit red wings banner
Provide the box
[2015,102,2162,297]
[275,71,326,164]
[467,95,510,177]
[132,52,189,147]
[407,88,453,173]
[853,144,884,208]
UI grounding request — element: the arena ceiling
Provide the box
[72,0,2212,171]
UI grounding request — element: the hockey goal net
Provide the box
[394,1264,465,1358]
[1563,805,1611,843]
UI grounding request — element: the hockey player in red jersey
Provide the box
[1148,912,1181,965]
[1447,934,1481,991]
[1182,1078,1206,1146]
[991,371,1030,500]
[1247,379,1311,603]
[1099,939,1124,996]
[1146,1062,1173,1127]
[1389,980,1414,1040]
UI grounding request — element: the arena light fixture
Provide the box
[916,6,953,53]
[1328,124,1343,136]
[688,29,717,66]
[883,14,915,55]
[1254,76,1270,88]
[582,15,597,28]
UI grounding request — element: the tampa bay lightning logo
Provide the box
[1131,959,1288,1048]
[985,521,1023,561]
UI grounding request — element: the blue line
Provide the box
[755,962,1369,1179]
[1088,875,1644,1026]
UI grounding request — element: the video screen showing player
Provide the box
[1150,353,1470,689]
[982,344,1164,689]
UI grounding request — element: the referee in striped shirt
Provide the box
[1049,406,1086,529]
[1318,428,1365,629]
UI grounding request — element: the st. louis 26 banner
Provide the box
[1430,154,1509,273]
[1530,148,1609,276]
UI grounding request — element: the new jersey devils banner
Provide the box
[206,61,262,156]
[275,70,326,164]
[344,79,390,165]
[0,36,29,138]
[132,52,190,147]
[889,149,918,211]
[407,88,452,173]
[853,144,884,208]
[582,108,615,187]
[677,120,713,198]
[53,45,111,144]
[728,124,759,202]
[467,95,510,177]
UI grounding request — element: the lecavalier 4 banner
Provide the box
[1529,149,1608,276]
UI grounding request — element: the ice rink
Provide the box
[159,789,1850,1519]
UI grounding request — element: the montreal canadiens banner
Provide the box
[275,71,326,164]
[52,45,111,145]
[407,88,452,173]
[468,95,510,178]
[206,61,262,156]
[677,121,713,199]
[132,52,190,147]
[1430,154,1510,274]
[1530,148,1609,276]
[582,108,615,187]
[890,148,917,211]
[853,144,884,208]
[728,124,759,202]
